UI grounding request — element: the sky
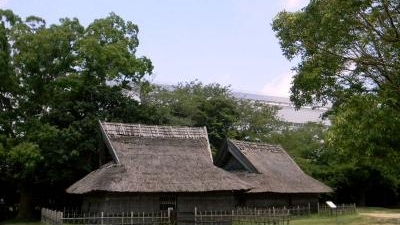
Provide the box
[0,0,309,97]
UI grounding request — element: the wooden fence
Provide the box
[42,208,171,225]
[194,207,290,225]
[282,205,310,217]
[41,203,356,225]
[317,203,357,216]
[42,208,289,225]
[41,208,63,225]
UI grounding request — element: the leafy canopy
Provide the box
[0,10,152,218]
[273,0,400,109]
[140,81,284,151]
[273,0,400,205]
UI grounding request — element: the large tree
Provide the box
[324,95,400,205]
[273,0,400,109]
[0,10,152,219]
[272,0,400,205]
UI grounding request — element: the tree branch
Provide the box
[382,0,400,39]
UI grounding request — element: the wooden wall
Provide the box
[81,192,236,213]
[177,192,234,212]
[82,193,158,213]
[81,192,319,213]
[291,193,319,206]
[244,193,319,208]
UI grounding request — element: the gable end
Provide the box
[99,121,120,164]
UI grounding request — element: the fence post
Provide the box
[101,212,104,225]
[297,205,300,216]
[50,209,53,224]
[130,211,133,225]
[194,207,197,225]
[168,207,173,225]
[317,202,320,215]
[59,211,63,225]
[41,208,44,223]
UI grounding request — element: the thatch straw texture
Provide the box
[101,122,208,139]
[216,139,332,194]
[66,122,252,194]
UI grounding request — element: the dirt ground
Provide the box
[360,212,400,219]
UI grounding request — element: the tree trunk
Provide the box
[16,186,33,220]
[358,189,366,207]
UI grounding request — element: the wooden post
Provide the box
[317,202,320,215]
[194,207,197,225]
[168,207,173,225]
[41,208,44,223]
[59,211,63,225]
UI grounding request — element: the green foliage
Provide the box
[6,142,42,180]
[273,0,400,205]
[0,10,152,218]
[324,95,400,205]
[273,0,400,109]
[327,95,400,166]
[234,100,283,142]
[140,81,239,150]
[269,123,329,175]
[140,81,283,150]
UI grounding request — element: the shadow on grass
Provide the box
[0,219,41,225]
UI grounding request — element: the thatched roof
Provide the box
[214,139,332,194]
[66,122,251,194]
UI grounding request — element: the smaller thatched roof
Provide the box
[66,122,252,194]
[214,139,332,194]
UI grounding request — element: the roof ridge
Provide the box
[229,139,283,153]
[100,121,208,139]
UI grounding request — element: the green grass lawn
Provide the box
[0,222,41,225]
[291,207,400,225]
[291,214,372,225]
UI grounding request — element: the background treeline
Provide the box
[1,4,400,220]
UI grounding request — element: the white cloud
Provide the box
[260,72,293,97]
[284,0,309,11]
[0,0,9,8]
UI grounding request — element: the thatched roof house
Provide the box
[214,139,332,207]
[67,122,251,213]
